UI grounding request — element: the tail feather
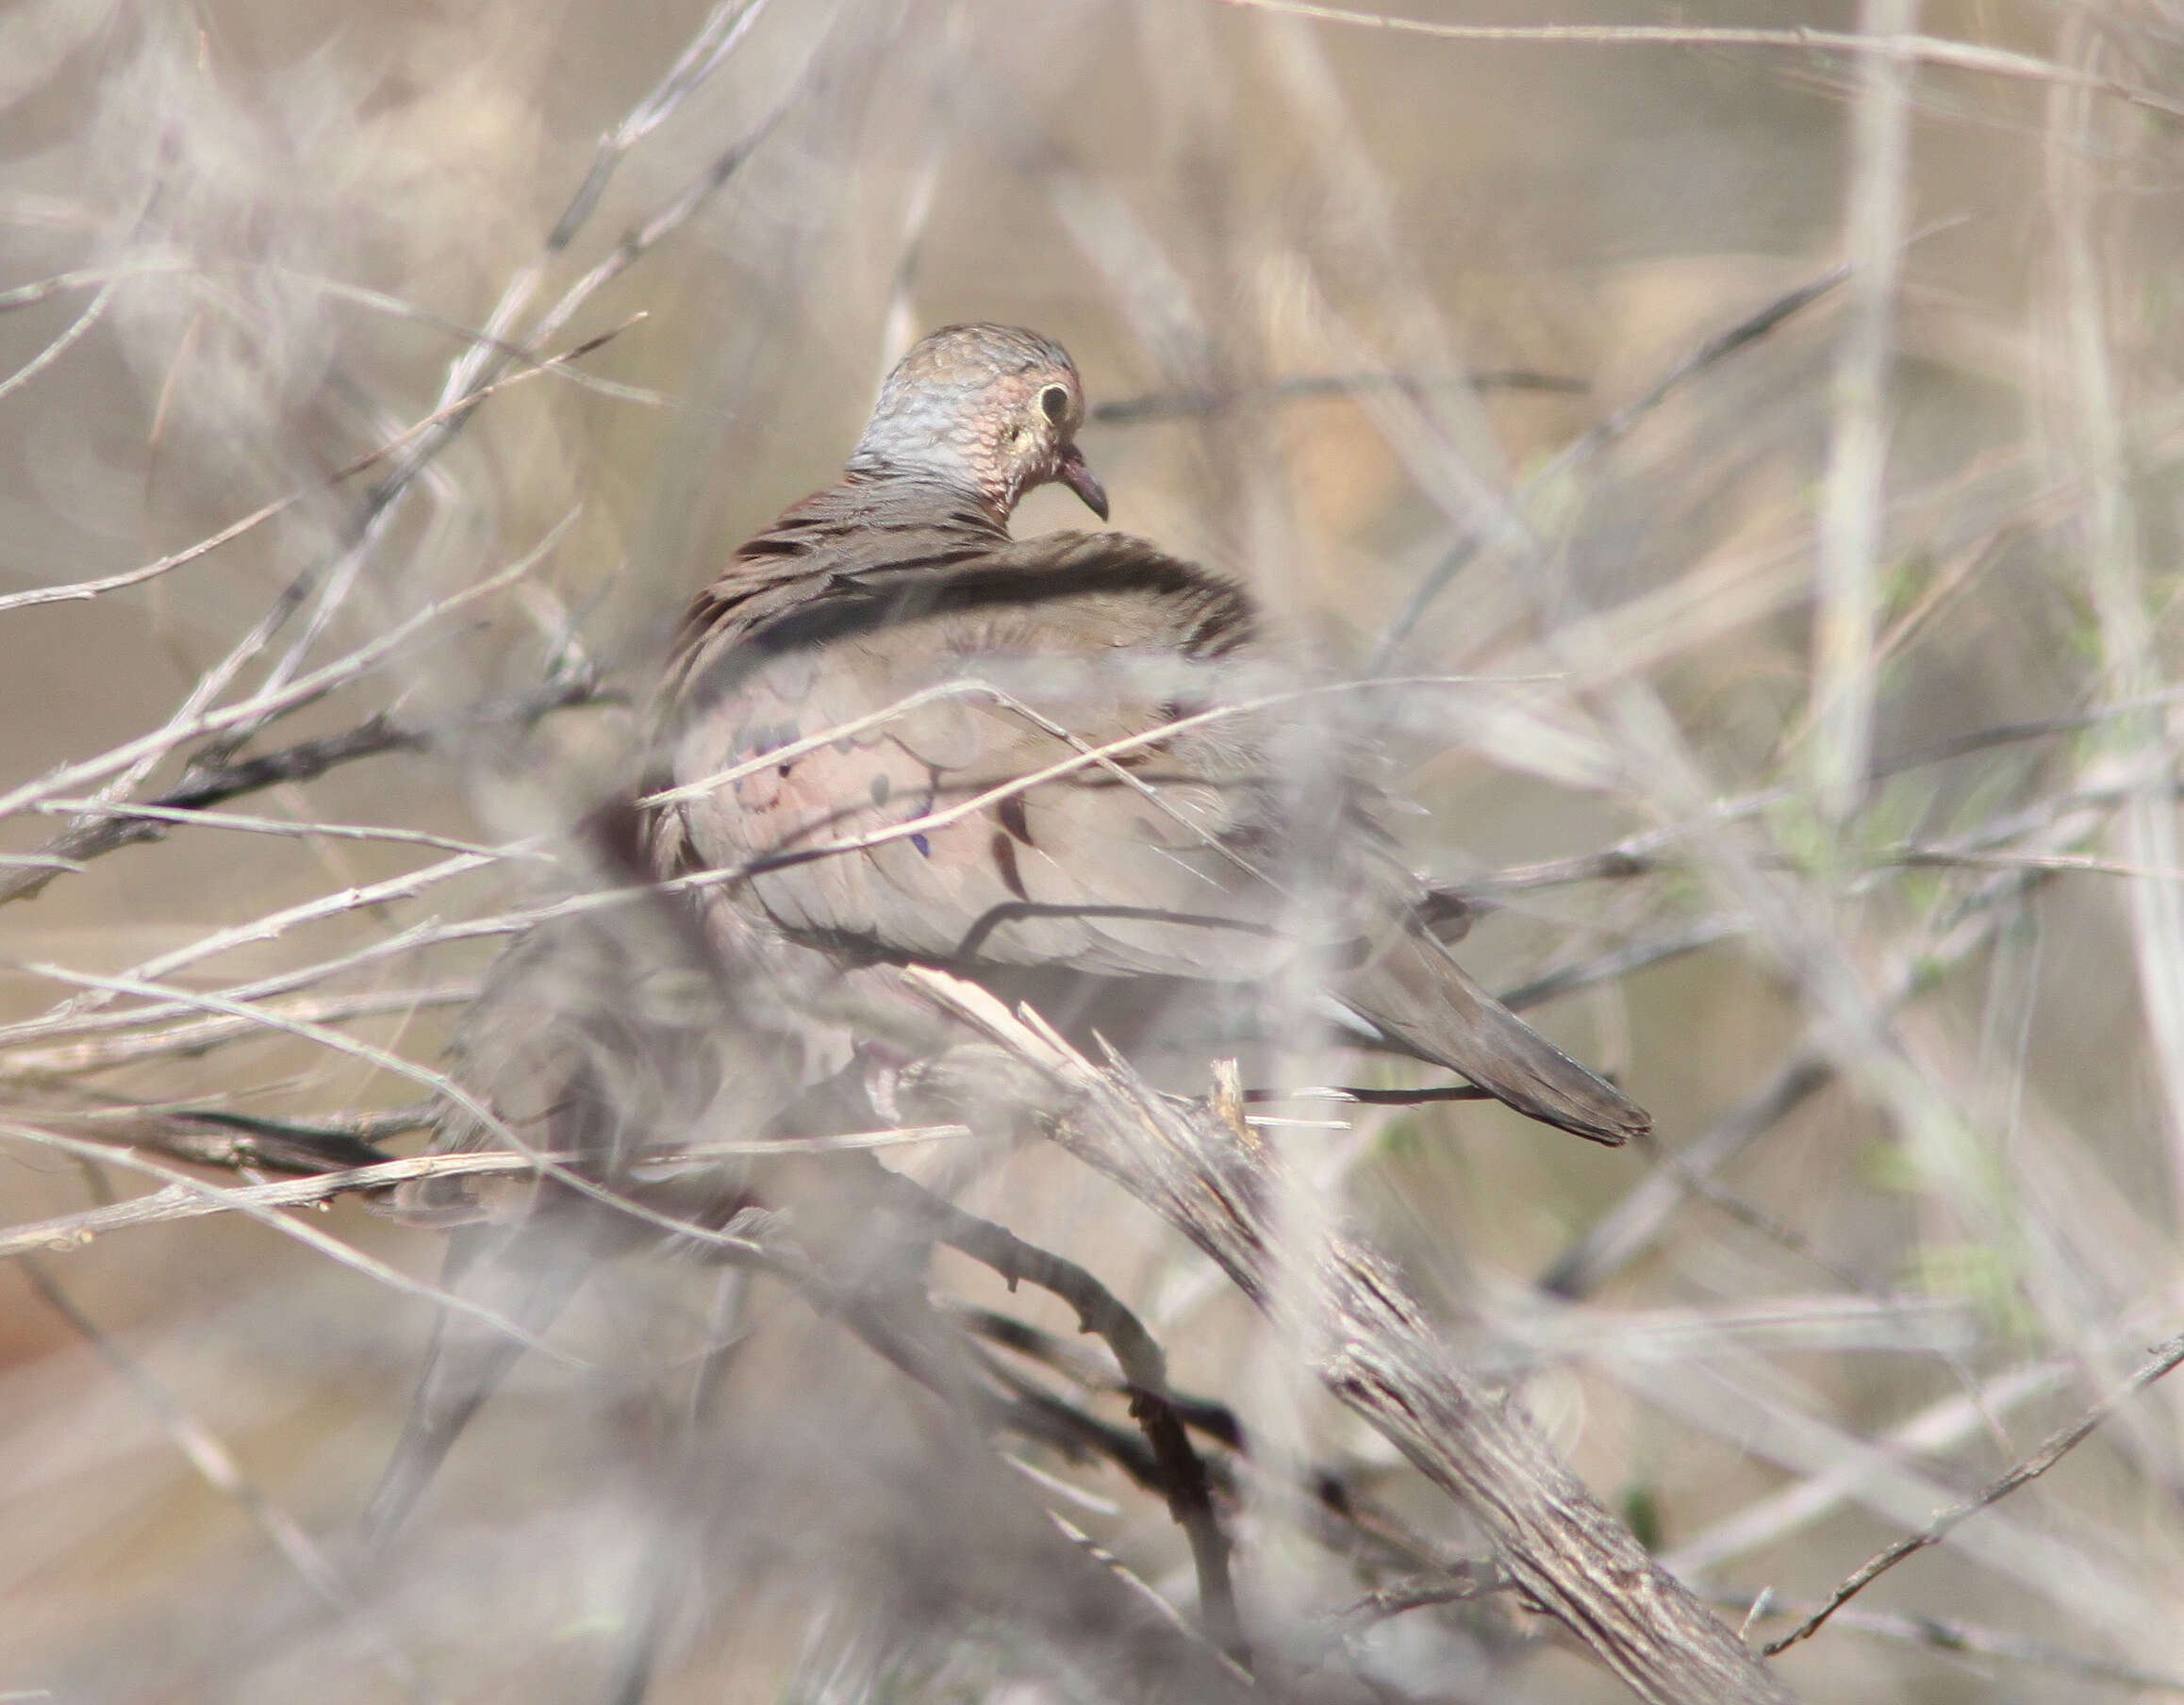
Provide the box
[1343,932,1649,1146]
[357,1217,593,1558]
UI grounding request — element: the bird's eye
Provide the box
[1038,384,1070,424]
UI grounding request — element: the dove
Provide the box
[362,321,1646,1550]
[650,323,1647,1145]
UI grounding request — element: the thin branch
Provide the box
[725,1230,1261,1698]
[73,849,505,1016]
[1373,265,1850,667]
[876,1169,1246,1659]
[425,0,773,427]
[1885,845,2184,881]
[9,837,514,1039]
[1327,1564,1505,1628]
[724,675,1544,885]
[1045,1507,1253,1685]
[1764,1328,2184,1654]
[1089,368,1585,424]
[1869,685,2184,776]
[0,275,111,405]
[0,1130,968,1261]
[1209,0,2184,124]
[8,962,776,1264]
[969,1316,1464,1598]
[64,309,623,853]
[0,664,605,906]
[232,4,784,729]
[0,984,479,1080]
[643,669,1542,810]
[0,325,632,619]
[13,963,528,1156]
[34,798,551,860]
[0,514,576,826]
[1496,917,1746,1011]
[1725,1590,2184,1695]
[291,271,668,405]
[0,257,189,312]
[0,1124,580,1361]
[1541,769,2131,1298]
[1665,1357,2076,1578]
[1244,1082,1490,1106]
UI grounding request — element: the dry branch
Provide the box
[902,968,1795,1705]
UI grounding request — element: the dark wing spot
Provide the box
[997,793,1034,846]
[990,830,1029,901]
[911,832,933,858]
[869,772,892,805]
[739,536,811,558]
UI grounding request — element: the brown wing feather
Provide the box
[663,530,1284,978]
[652,479,1649,1145]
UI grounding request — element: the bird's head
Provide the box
[847,323,1108,524]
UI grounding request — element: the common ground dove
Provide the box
[362,322,1646,1548]
[651,323,1647,1145]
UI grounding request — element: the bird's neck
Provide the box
[836,466,1015,537]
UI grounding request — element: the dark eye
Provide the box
[1038,384,1070,424]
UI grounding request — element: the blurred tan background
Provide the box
[4,0,2183,1700]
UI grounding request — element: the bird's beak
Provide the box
[1055,442,1109,521]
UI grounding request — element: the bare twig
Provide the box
[1666,1357,2076,1578]
[0,664,604,906]
[0,323,633,620]
[1090,368,1585,424]
[1540,767,2131,1299]
[0,1125,579,1360]
[231,4,785,729]
[1209,0,2184,124]
[0,275,111,405]
[0,1131,968,1262]
[1725,1589,2184,1695]
[874,1170,1246,1659]
[1327,1564,1505,1628]
[0,516,576,826]
[1764,1329,2184,1654]
[0,985,480,1080]
[1373,263,1849,667]
[34,798,549,860]
[727,1229,1261,1702]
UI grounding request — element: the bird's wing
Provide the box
[660,515,1648,1147]
[661,529,1332,980]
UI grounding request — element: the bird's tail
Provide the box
[356,1215,594,1559]
[1343,931,1650,1146]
